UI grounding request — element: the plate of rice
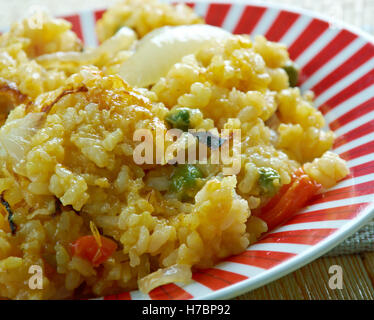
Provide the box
[0,0,373,300]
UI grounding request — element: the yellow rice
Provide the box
[0,0,348,299]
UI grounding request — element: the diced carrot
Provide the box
[257,168,321,231]
[71,235,117,266]
[43,261,56,277]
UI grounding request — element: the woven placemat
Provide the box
[0,0,372,255]
[326,221,374,256]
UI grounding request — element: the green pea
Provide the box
[165,108,190,132]
[258,167,281,196]
[170,164,203,199]
[282,62,299,87]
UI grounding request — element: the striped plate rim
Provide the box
[3,0,372,300]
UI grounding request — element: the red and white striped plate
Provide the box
[34,1,374,299]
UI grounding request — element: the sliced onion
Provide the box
[138,264,192,293]
[36,26,137,67]
[0,112,45,165]
[36,51,93,68]
[119,24,232,88]
[96,26,137,56]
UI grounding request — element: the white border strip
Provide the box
[215,261,266,277]
[193,1,209,18]
[129,290,151,300]
[334,132,374,154]
[334,110,374,137]
[295,28,340,68]
[247,243,311,254]
[329,174,374,190]
[80,10,98,47]
[347,153,374,167]
[324,84,374,122]
[279,14,311,46]
[250,7,278,36]
[298,194,374,214]
[269,220,349,233]
[221,3,245,32]
[301,37,366,91]
[181,281,214,299]
[315,57,374,107]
